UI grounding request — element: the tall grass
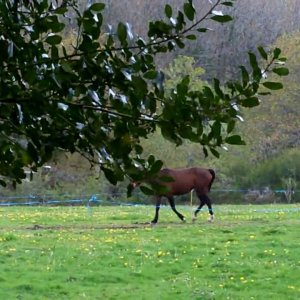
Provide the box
[0,205,300,299]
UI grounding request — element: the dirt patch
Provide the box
[0,223,154,232]
[1,219,254,232]
[25,223,152,231]
[19,221,194,231]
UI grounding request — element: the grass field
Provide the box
[0,204,300,299]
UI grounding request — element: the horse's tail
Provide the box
[208,169,215,191]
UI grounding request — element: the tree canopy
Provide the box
[0,0,288,191]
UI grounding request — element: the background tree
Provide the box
[0,0,287,193]
[164,55,206,94]
[239,32,300,161]
[220,31,300,194]
[98,0,300,80]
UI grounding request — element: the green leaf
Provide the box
[277,57,287,62]
[258,92,271,96]
[44,16,65,32]
[54,4,67,13]
[132,76,147,97]
[225,135,246,145]
[150,160,163,175]
[158,175,173,183]
[213,79,224,98]
[248,52,261,80]
[248,52,258,70]
[221,1,233,6]
[151,182,169,194]
[61,61,73,73]
[102,167,117,185]
[51,45,59,59]
[178,125,195,140]
[240,66,249,87]
[27,142,39,162]
[127,183,134,197]
[211,15,233,23]
[273,48,281,59]
[89,3,105,11]
[186,34,197,40]
[160,122,182,145]
[148,20,172,37]
[227,120,235,134]
[211,121,221,138]
[23,69,36,84]
[262,82,283,90]
[117,22,127,44]
[177,75,189,97]
[148,155,155,165]
[210,147,220,158]
[242,97,260,107]
[272,67,289,76]
[165,4,172,18]
[175,38,185,49]
[203,86,215,100]
[134,144,143,155]
[45,34,62,45]
[175,11,185,31]
[140,185,155,195]
[197,28,208,32]
[184,2,195,21]
[143,70,157,79]
[257,46,268,60]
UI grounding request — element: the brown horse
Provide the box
[133,167,215,224]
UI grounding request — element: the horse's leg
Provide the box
[192,195,205,222]
[201,194,214,222]
[167,196,186,222]
[151,196,161,224]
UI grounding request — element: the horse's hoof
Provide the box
[192,217,197,223]
[151,221,157,226]
[182,218,187,223]
[208,216,214,223]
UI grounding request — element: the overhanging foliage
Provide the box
[0,0,288,189]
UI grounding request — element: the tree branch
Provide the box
[2,0,225,71]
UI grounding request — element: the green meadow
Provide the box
[0,204,300,299]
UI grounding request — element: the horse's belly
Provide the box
[170,185,193,196]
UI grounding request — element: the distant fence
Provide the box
[0,194,122,207]
[0,189,299,206]
[210,189,300,205]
